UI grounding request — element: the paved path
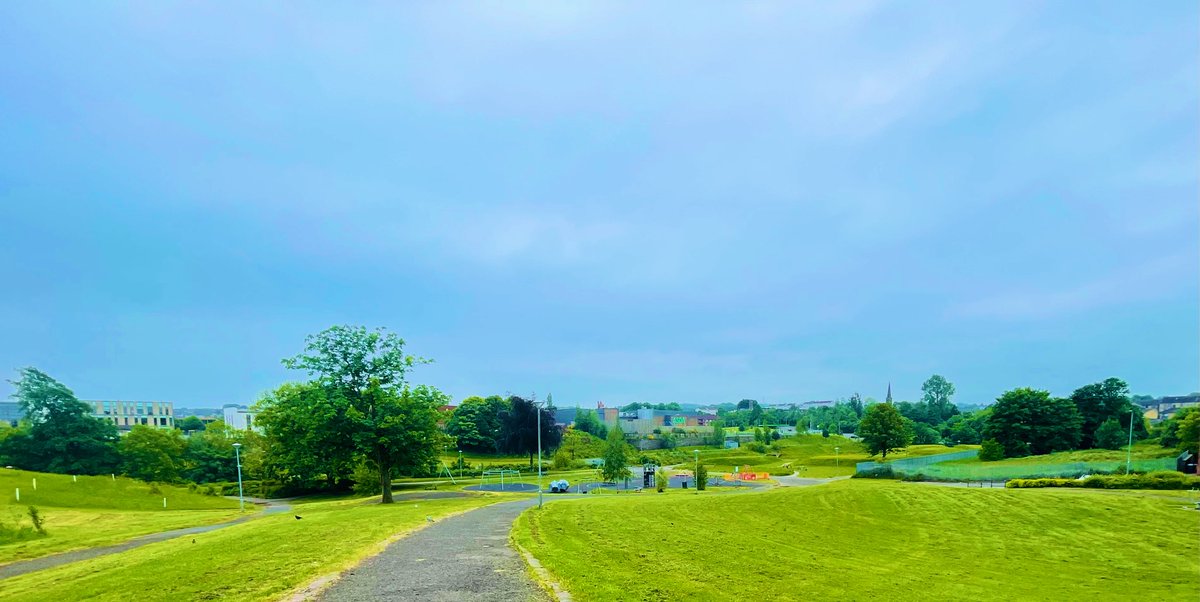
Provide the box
[317,498,551,602]
[0,499,292,580]
[774,474,850,487]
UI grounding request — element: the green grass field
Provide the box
[922,442,1179,480]
[0,469,245,564]
[0,493,500,601]
[650,435,973,478]
[514,479,1199,600]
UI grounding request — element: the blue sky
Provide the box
[1,2,1196,408]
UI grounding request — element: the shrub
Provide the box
[147,483,162,495]
[352,462,382,496]
[853,465,895,479]
[1006,471,1200,490]
[27,506,44,534]
[696,464,709,490]
[655,467,669,493]
[978,439,1005,462]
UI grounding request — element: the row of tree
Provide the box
[443,394,560,459]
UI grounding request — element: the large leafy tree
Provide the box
[1070,378,1146,449]
[445,395,507,452]
[985,388,1082,457]
[276,325,437,503]
[858,402,912,460]
[499,395,562,466]
[848,393,865,418]
[120,425,187,482]
[255,382,356,489]
[349,383,445,503]
[921,375,958,423]
[573,407,607,439]
[0,368,119,474]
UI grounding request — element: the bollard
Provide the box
[15,487,19,502]
[163,498,167,508]
[32,478,36,491]
[73,475,77,483]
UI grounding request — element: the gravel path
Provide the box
[317,498,551,602]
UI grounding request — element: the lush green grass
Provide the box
[0,494,500,601]
[514,479,1199,601]
[0,506,243,563]
[650,435,972,478]
[0,469,245,564]
[924,442,1178,480]
[0,468,240,511]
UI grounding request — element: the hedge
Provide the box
[1006,471,1200,490]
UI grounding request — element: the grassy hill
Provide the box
[514,479,1199,601]
[921,441,1178,480]
[0,468,243,564]
[649,434,973,477]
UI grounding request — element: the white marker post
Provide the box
[32,478,36,491]
[163,498,167,509]
[73,475,77,483]
[15,488,19,502]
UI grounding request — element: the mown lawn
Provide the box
[0,506,243,563]
[514,479,1199,601]
[925,441,1178,479]
[0,468,239,510]
[0,494,500,601]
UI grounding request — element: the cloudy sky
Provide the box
[1,2,1196,408]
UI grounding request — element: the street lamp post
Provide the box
[835,446,840,467]
[458,449,463,480]
[232,442,245,512]
[694,449,699,490]
[1125,409,1135,475]
[536,401,544,509]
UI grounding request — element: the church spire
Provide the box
[886,382,893,404]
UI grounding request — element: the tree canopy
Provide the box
[985,388,1082,458]
[0,368,119,474]
[445,395,507,452]
[601,423,632,482]
[499,396,561,465]
[858,402,912,460]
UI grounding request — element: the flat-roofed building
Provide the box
[88,400,175,431]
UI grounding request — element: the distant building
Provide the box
[222,404,259,431]
[1143,395,1200,423]
[88,400,175,431]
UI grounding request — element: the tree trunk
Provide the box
[379,450,393,504]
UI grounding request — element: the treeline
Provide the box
[443,394,561,458]
[0,368,260,488]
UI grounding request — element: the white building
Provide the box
[222,404,259,431]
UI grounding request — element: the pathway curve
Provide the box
[317,498,551,602]
[774,474,850,487]
[0,499,292,580]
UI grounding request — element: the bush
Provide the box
[745,442,767,454]
[351,463,382,496]
[655,467,669,493]
[978,439,1005,462]
[27,506,44,534]
[696,464,709,490]
[853,465,896,479]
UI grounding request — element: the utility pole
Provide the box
[1125,408,1135,475]
[232,442,245,512]
[537,397,544,509]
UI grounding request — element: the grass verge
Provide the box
[514,479,1199,601]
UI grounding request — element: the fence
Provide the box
[856,449,978,476]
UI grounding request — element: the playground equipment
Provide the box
[549,479,570,493]
[480,469,521,491]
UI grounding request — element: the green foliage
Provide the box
[445,395,507,452]
[1007,471,1200,490]
[848,393,864,418]
[920,374,958,423]
[175,416,206,433]
[949,421,981,445]
[909,420,941,445]
[498,396,562,464]
[120,426,188,482]
[707,421,726,447]
[27,506,44,534]
[1,368,119,475]
[601,424,632,482]
[695,464,708,490]
[350,462,381,496]
[1070,378,1145,449]
[1176,410,1200,455]
[978,439,1005,461]
[985,388,1082,457]
[572,407,607,439]
[255,382,355,489]
[1094,418,1126,450]
[654,467,669,492]
[858,403,912,460]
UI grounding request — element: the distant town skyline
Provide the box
[1,3,1196,407]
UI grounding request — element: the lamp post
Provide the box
[232,442,245,512]
[536,400,543,509]
[694,449,699,489]
[1125,408,1135,475]
[835,446,840,467]
[458,449,463,479]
